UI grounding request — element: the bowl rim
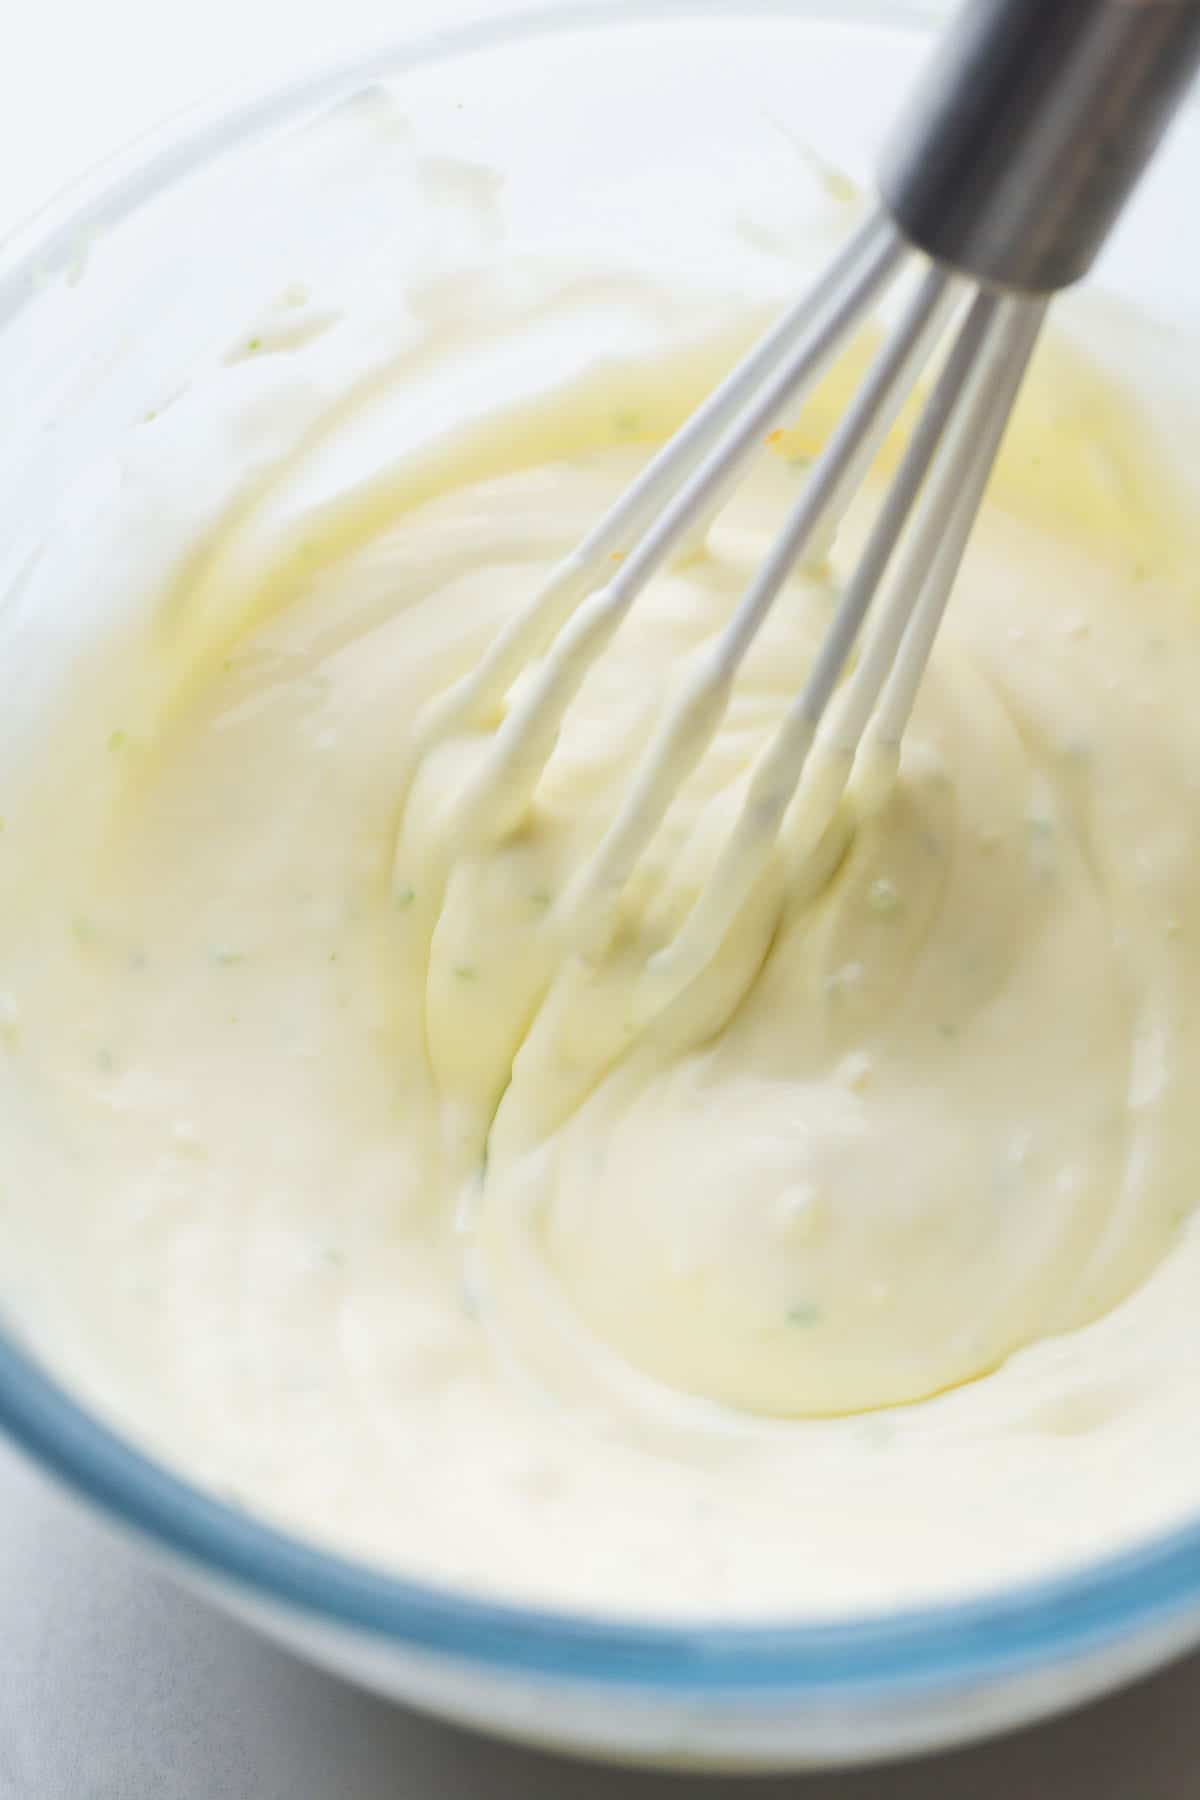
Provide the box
[3,0,1199,1695]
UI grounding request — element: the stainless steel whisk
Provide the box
[419,0,1200,1015]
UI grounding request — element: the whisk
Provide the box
[416,0,1200,1018]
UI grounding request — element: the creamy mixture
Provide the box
[3,243,1200,1617]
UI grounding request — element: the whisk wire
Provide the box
[557,257,956,951]
[447,216,906,842]
[856,296,1046,788]
[415,213,901,770]
[634,290,1045,1018]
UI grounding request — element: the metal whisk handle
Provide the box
[880,0,1200,293]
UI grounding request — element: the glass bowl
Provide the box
[2,0,1200,1770]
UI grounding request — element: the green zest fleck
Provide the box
[1025,812,1057,881]
[453,963,478,982]
[613,409,640,436]
[107,729,127,753]
[213,947,246,967]
[786,1302,821,1327]
[394,884,416,910]
[247,336,262,353]
[529,889,553,911]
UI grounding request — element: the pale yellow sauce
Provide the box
[3,262,1200,1616]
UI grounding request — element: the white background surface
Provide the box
[5,1,1200,1794]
